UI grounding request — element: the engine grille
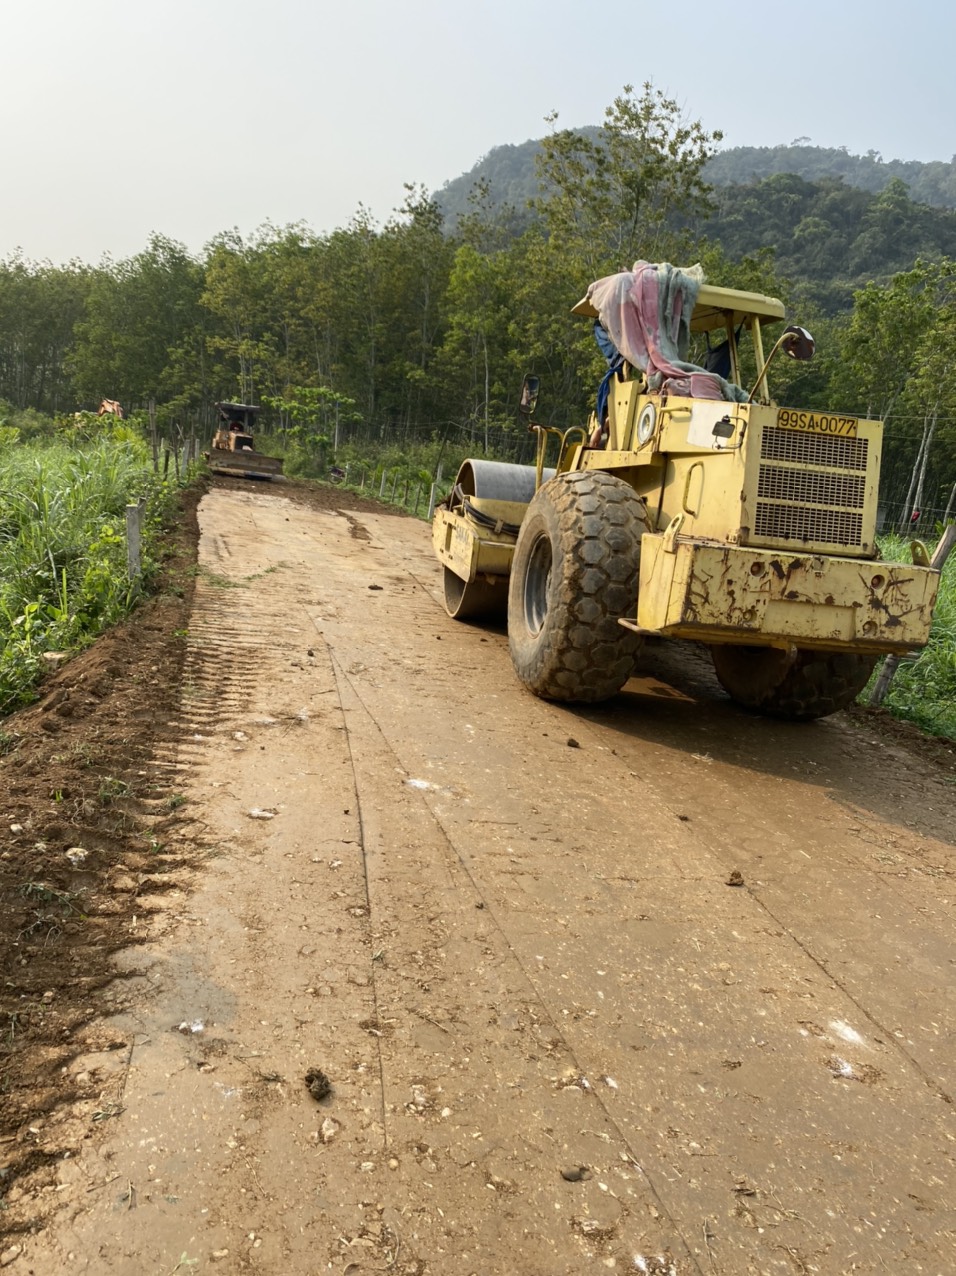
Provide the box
[753,503,864,545]
[761,427,869,471]
[753,426,871,550]
[757,466,866,508]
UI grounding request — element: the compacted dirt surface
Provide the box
[1,478,955,1276]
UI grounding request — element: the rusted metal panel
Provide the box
[638,537,939,654]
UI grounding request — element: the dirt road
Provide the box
[5,483,956,1274]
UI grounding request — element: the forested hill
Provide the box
[434,141,956,312]
[435,140,956,222]
[706,145,956,208]
[434,136,541,223]
[701,175,956,312]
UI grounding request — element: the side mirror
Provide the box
[518,375,540,417]
[781,325,815,361]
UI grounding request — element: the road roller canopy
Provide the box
[571,282,786,333]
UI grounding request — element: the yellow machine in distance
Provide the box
[206,402,283,481]
[433,266,942,720]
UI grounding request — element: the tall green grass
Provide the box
[0,431,170,713]
[872,533,956,738]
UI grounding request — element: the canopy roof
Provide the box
[572,283,786,333]
[216,401,260,419]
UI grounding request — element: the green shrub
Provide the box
[871,533,956,738]
[0,435,176,713]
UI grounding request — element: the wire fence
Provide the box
[878,439,956,533]
[329,462,449,519]
[879,493,955,534]
[341,416,540,466]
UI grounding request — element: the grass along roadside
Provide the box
[0,432,192,714]
[868,532,956,739]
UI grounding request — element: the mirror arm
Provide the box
[747,330,789,403]
[747,326,814,402]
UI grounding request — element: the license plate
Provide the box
[776,408,858,437]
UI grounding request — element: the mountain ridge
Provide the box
[434,139,956,224]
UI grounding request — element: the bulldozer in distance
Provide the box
[432,262,944,720]
[206,402,283,480]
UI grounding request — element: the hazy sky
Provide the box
[3,0,953,264]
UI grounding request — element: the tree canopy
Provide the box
[1,88,954,525]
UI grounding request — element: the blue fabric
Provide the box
[596,367,618,425]
[594,320,625,423]
[594,321,621,366]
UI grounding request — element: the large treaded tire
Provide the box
[507,471,645,702]
[711,645,878,721]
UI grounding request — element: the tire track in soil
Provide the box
[327,646,692,1274]
[14,496,380,1273]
